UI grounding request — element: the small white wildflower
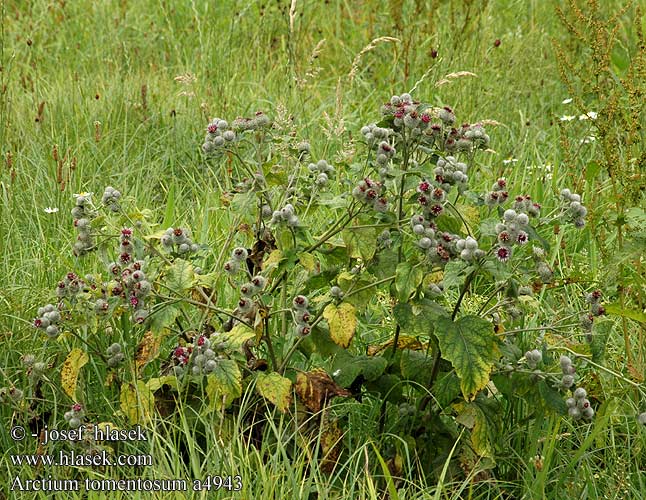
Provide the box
[44,207,59,214]
[503,158,518,165]
[73,192,94,198]
[560,115,576,122]
[580,136,596,144]
[562,98,573,104]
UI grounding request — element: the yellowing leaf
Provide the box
[224,323,256,349]
[342,227,377,261]
[94,422,119,434]
[436,315,499,401]
[61,348,89,398]
[206,360,242,412]
[254,306,268,343]
[146,376,178,392]
[458,204,480,234]
[135,330,163,373]
[454,402,494,458]
[166,258,195,295]
[423,270,444,287]
[256,372,293,412]
[262,249,284,271]
[367,336,426,356]
[299,252,317,272]
[323,302,357,348]
[320,418,344,473]
[120,381,154,424]
[143,229,168,241]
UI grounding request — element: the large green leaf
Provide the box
[368,247,398,280]
[435,315,499,401]
[604,303,646,324]
[479,218,500,237]
[149,304,180,334]
[395,262,423,302]
[538,380,567,414]
[298,324,346,358]
[393,301,448,337]
[364,374,403,403]
[331,352,387,387]
[435,214,462,234]
[166,258,195,295]
[492,372,532,398]
[434,371,462,408]
[205,360,242,412]
[400,350,433,384]
[442,260,469,291]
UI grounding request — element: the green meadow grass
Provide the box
[1,0,644,498]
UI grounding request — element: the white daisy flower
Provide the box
[560,115,576,122]
[578,111,598,121]
[503,158,518,165]
[562,98,573,104]
[44,207,59,214]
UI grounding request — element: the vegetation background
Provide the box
[1,0,644,498]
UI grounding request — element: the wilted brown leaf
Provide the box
[295,369,351,413]
[135,331,162,373]
[320,418,344,474]
[254,305,269,343]
[61,348,89,398]
[250,229,276,275]
[627,364,644,382]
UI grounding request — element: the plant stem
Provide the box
[445,200,473,237]
[344,275,396,299]
[263,315,278,370]
[278,336,305,374]
[391,134,411,360]
[155,294,252,328]
[306,207,359,253]
[560,347,643,392]
[452,265,479,320]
